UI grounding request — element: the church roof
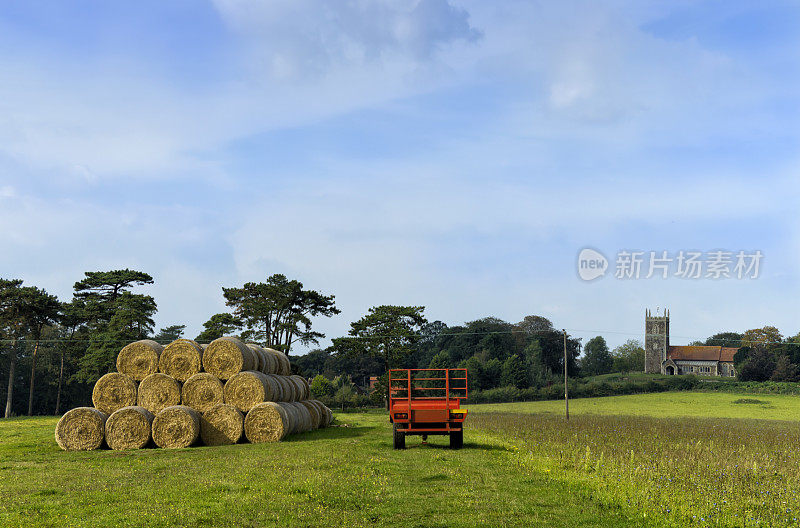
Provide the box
[667,345,738,362]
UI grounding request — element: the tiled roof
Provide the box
[667,345,738,362]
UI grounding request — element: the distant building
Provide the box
[644,309,737,377]
[369,376,378,391]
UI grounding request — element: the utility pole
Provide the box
[563,329,569,421]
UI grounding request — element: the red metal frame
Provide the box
[388,368,468,435]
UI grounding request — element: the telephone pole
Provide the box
[563,329,569,421]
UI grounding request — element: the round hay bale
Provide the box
[287,402,313,433]
[105,406,153,450]
[181,373,224,413]
[262,374,281,402]
[244,402,291,443]
[92,373,137,415]
[116,340,163,381]
[287,376,305,402]
[311,400,332,427]
[55,407,108,451]
[298,400,322,430]
[277,402,300,434]
[259,349,274,374]
[264,374,284,401]
[152,405,200,448]
[265,348,290,376]
[245,344,265,373]
[159,339,202,382]
[137,373,181,414]
[200,403,243,446]
[203,337,256,380]
[223,370,274,412]
[274,375,294,402]
[289,375,309,400]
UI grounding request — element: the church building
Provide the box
[644,309,737,377]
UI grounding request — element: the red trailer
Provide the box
[388,368,468,449]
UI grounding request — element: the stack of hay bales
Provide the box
[55,336,333,451]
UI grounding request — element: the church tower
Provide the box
[644,308,669,373]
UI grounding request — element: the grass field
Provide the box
[3,392,800,527]
[471,391,800,421]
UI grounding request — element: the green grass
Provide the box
[1,414,651,528]
[470,391,800,421]
[5,391,800,527]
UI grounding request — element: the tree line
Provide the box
[4,268,798,416]
[0,270,339,417]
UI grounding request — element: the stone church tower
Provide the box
[644,309,669,373]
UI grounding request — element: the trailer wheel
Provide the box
[393,423,405,450]
[449,429,463,449]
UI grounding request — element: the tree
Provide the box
[611,340,645,373]
[334,384,356,411]
[72,271,157,384]
[516,315,554,334]
[310,374,335,399]
[331,305,427,407]
[704,332,742,348]
[24,288,61,415]
[428,351,450,369]
[771,355,799,382]
[581,336,613,376]
[195,313,242,343]
[738,348,776,382]
[55,300,85,415]
[223,274,340,355]
[501,354,529,388]
[741,326,783,351]
[0,280,60,418]
[152,325,186,344]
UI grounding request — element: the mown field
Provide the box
[3,392,800,527]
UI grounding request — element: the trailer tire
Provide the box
[450,429,463,449]
[393,423,405,450]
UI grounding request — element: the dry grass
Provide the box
[92,373,137,415]
[152,405,200,449]
[115,339,162,381]
[203,336,256,380]
[158,339,203,382]
[224,370,274,412]
[55,407,108,451]
[181,372,224,413]
[105,406,153,450]
[137,373,181,414]
[200,403,243,446]
[244,402,291,443]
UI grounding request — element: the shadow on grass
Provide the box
[399,440,506,452]
[283,425,376,442]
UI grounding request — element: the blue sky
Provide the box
[0,0,798,351]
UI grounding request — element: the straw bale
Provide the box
[200,403,243,446]
[265,348,290,375]
[181,373,224,413]
[244,402,291,443]
[262,374,282,402]
[298,400,322,430]
[289,375,310,400]
[137,373,181,414]
[55,407,108,451]
[105,406,153,450]
[287,402,312,433]
[203,336,256,380]
[152,405,200,448]
[223,370,274,412]
[116,340,163,381]
[159,339,202,382]
[274,375,294,402]
[92,373,137,415]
